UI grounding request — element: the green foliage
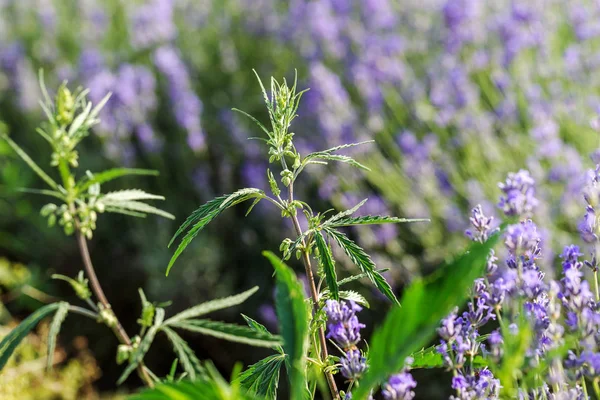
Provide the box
[352,235,499,399]
[409,344,488,369]
[0,303,62,371]
[166,189,266,275]
[51,271,91,300]
[238,354,286,400]
[163,286,259,325]
[314,231,338,301]
[100,189,175,220]
[0,131,59,190]
[76,168,159,193]
[493,313,533,398]
[118,308,165,384]
[131,363,252,400]
[167,319,283,349]
[325,215,429,228]
[263,251,309,400]
[324,227,399,306]
[46,301,70,371]
[161,327,205,381]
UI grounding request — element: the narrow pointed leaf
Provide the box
[164,286,259,325]
[170,319,283,349]
[118,308,165,385]
[77,168,158,192]
[263,251,308,400]
[46,301,69,370]
[0,303,61,371]
[326,215,430,227]
[314,231,338,301]
[324,228,399,306]
[324,199,368,226]
[102,189,164,202]
[242,314,283,354]
[232,108,271,136]
[161,326,205,380]
[103,200,175,220]
[166,189,264,275]
[352,235,499,399]
[0,134,59,190]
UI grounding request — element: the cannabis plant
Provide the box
[165,71,431,399]
[0,74,281,387]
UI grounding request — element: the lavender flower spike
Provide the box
[382,372,417,400]
[498,170,539,217]
[324,299,366,349]
[340,349,367,380]
[465,204,498,243]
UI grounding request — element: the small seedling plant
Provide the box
[0,73,283,388]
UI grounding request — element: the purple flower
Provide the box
[438,308,463,342]
[340,350,367,380]
[497,170,539,217]
[504,220,541,261]
[450,369,500,399]
[465,205,498,242]
[382,372,417,400]
[324,300,365,349]
[561,245,584,271]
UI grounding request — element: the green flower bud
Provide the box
[56,85,75,125]
[116,344,132,365]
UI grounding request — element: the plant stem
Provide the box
[593,377,600,400]
[74,224,155,388]
[68,305,99,320]
[288,184,340,400]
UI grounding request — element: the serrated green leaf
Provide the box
[326,215,430,228]
[46,301,69,370]
[242,314,283,354]
[352,235,499,399]
[336,270,389,287]
[170,319,283,349]
[409,344,487,369]
[102,189,164,202]
[324,228,399,306]
[77,168,158,192]
[263,251,308,400]
[118,308,165,385]
[314,231,338,301]
[323,199,368,225]
[161,326,205,381]
[167,189,265,275]
[0,133,59,190]
[103,200,175,220]
[307,154,369,170]
[239,354,285,400]
[103,206,147,218]
[340,290,370,308]
[0,303,61,371]
[164,286,259,325]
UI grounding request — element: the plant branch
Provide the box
[73,221,155,388]
[288,183,340,400]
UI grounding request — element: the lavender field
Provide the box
[1,0,600,399]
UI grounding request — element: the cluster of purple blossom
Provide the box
[324,299,416,399]
[433,166,600,398]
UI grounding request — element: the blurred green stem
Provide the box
[288,182,340,400]
[74,222,155,387]
[58,158,155,387]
